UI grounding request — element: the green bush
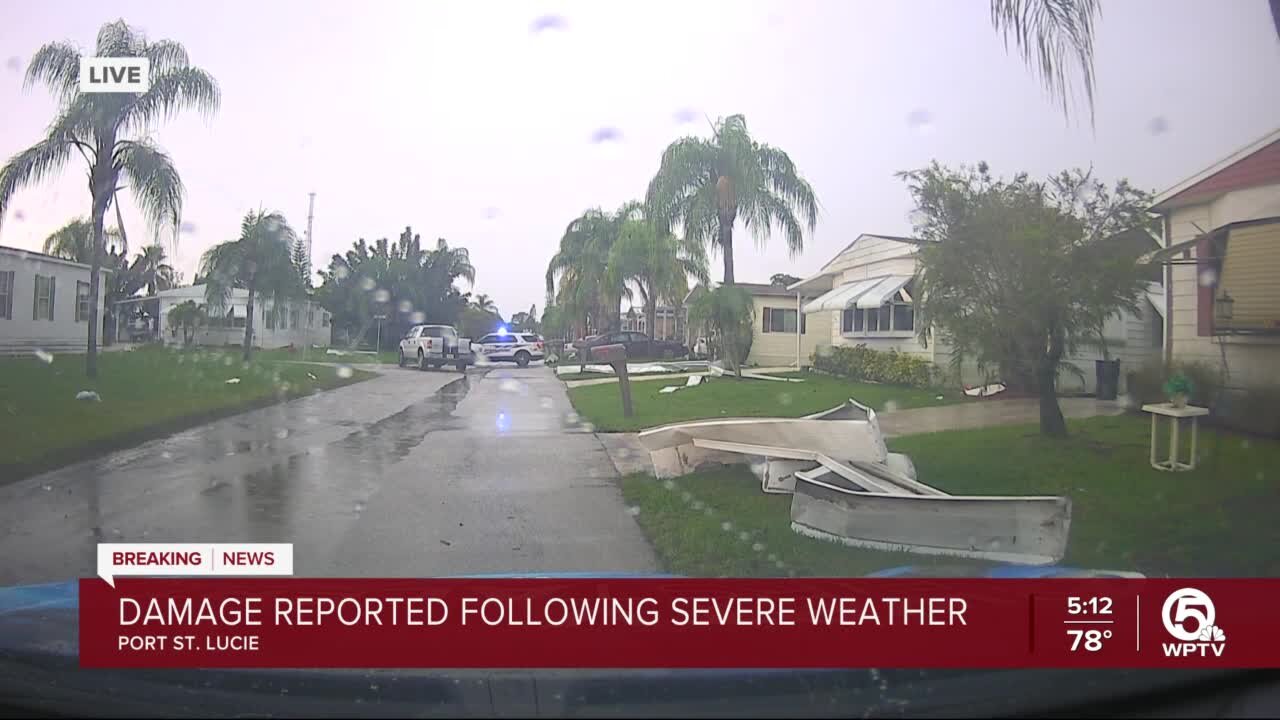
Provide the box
[1126,360,1220,407]
[811,344,937,388]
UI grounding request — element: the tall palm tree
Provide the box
[990,0,1101,123]
[545,204,638,338]
[472,293,497,314]
[200,210,302,361]
[42,218,127,263]
[646,114,817,286]
[127,243,178,296]
[607,216,709,342]
[0,19,219,377]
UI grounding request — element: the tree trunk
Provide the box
[645,291,657,342]
[242,285,256,362]
[1037,356,1067,437]
[85,190,110,378]
[718,215,735,285]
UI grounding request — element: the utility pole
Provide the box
[304,192,316,275]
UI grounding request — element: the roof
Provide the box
[1150,127,1280,212]
[1140,216,1280,264]
[0,245,111,273]
[682,281,806,303]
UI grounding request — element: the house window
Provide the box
[0,270,13,319]
[308,308,315,328]
[265,307,276,330]
[322,312,330,327]
[891,300,914,332]
[291,308,300,329]
[762,307,804,334]
[33,274,55,321]
[76,281,91,322]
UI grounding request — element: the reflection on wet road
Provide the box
[0,365,655,584]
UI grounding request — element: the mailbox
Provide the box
[591,343,627,364]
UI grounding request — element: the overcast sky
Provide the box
[1,0,1278,318]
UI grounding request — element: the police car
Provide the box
[474,330,545,367]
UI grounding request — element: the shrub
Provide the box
[811,344,936,388]
[1126,360,1220,407]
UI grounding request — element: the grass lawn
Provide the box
[0,346,373,479]
[569,371,966,432]
[622,414,1280,578]
[232,347,399,364]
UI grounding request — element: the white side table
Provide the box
[1141,403,1210,472]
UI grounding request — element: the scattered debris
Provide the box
[964,383,1007,397]
[225,378,241,384]
[307,372,318,381]
[74,390,101,402]
[659,375,706,395]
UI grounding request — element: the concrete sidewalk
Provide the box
[597,396,1124,476]
[564,366,798,388]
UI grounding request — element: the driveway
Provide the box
[0,364,656,585]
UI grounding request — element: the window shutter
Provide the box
[33,276,39,320]
[762,307,771,332]
[48,276,55,321]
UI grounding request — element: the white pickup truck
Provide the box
[397,324,475,372]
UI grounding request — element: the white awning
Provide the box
[855,275,912,309]
[802,278,882,314]
[1145,282,1166,320]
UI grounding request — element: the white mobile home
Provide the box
[791,233,1165,394]
[0,246,109,355]
[117,284,331,349]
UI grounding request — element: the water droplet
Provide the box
[1074,182,1100,205]
[499,379,523,393]
[738,531,750,542]
[359,276,376,291]
[223,356,233,366]
[590,127,622,144]
[336,365,354,379]
[774,560,786,569]
[13,209,24,221]
[4,56,20,72]
[752,542,765,552]
[265,218,281,233]
[410,311,426,323]
[673,107,698,124]
[908,208,930,226]
[397,299,413,313]
[565,411,580,424]
[884,399,900,413]
[680,491,693,503]
[354,501,366,512]
[335,266,350,280]
[1198,268,1218,287]
[42,484,52,492]
[32,349,53,364]
[626,505,641,517]
[179,221,197,234]
[720,521,734,532]
[906,108,934,134]
[704,507,715,517]
[274,428,289,439]
[161,451,172,459]
[767,553,778,563]
[1147,116,1169,135]
[690,499,704,511]
[1241,439,1251,449]
[662,479,676,491]
[373,288,391,303]
[530,14,567,33]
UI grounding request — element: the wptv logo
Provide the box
[1161,588,1227,658]
[79,57,149,93]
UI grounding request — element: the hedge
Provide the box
[811,344,937,388]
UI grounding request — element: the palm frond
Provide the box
[113,140,184,243]
[0,134,74,227]
[991,0,1100,124]
[23,42,81,104]
[96,19,143,56]
[747,190,806,256]
[145,39,190,74]
[121,66,220,132]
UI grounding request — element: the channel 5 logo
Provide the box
[1161,588,1226,658]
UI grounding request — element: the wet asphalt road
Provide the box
[0,364,657,585]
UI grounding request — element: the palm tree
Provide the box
[472,293,497,314]
[42,218,127,263]
[166,299,206,346]
[990,0,1101,123]
[0,19,218,377]
[687,284,755,378]
[200,210,302,361]
[545,204,638,338]
[607,216,709,342]
[646,114,817,286]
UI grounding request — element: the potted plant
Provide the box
[1163,373,1194,408]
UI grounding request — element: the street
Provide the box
[0,365,657,585]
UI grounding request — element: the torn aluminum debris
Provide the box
[634,399,1072,565]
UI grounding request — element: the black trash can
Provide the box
[1095,359,1121,400]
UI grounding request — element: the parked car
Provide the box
[397,324,474,372]
[573,331,687,360]
[475,331,544,367]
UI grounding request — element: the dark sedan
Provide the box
[574,331,687,360]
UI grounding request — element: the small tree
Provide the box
[901,162,1152,436]
[687,285,754,378]
[167,300,206,345]
[770,273,801,288]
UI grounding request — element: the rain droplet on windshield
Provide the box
[1198,268,1218,287]
[908,208,930,226]
[884,399,900,413]
[720,521,734,532]
[4,56,20,72]
[336,365,354,379]
[359,276,376,291]
[397,299,413,313]
[179,221,198,234]
[906,108,934,135]
[274,428,289,439]
[373,288,391,303]
[482,207,500,220]
[335,266,350,280]
[529,14,567,33]
[32,348,53,364]
[1147,116,1169,135]
[12,209,24,221]
[590,127,622,144]
[626,505,641,517]
[409,311,426,323]
[672,107,698,125]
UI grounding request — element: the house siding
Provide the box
[154,287,331,349]
[1166,188,1280,388]
[749,294,822,367]
[0,249,107,354]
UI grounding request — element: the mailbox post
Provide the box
[591,343,632,418]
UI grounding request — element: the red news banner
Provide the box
[79,578,1280,669]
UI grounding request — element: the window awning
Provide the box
[854,275,912,309]
[801,278,882,314]
[1144,283,1166,320]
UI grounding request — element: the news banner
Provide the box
[80,543,1278,668]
